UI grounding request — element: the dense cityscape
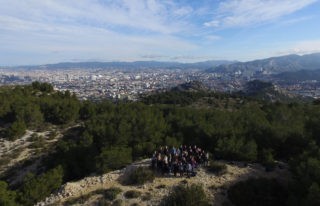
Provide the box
[1,65,319,101]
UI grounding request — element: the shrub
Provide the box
[206,162,227,176]
[215,136,257,161]
[124,190,142,199]
[96,146,132,173]
[0,181,17,206]
[228,178,288,206]
[96,198,111,206]
[112,199,123,206]
[6,120,26,141]
[18,166,64,205]
[28,135,45,149]
[161,184,210,206]
[103,187,122,201]
[48,131,57,140]
[260,149,276,172]
[63,194,91,205]
[156,184,166,189]
[127,167,155,185]
[141,192,152,201]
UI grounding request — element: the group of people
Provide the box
[151,145,209,178]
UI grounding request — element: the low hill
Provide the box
[141,80,304,107]
[140,81,248,108]
[238,80,301,102]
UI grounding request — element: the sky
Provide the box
[1,0,320,66]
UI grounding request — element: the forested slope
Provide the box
[0,82,320,205]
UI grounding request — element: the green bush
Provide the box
[96,198,111,206]
[260,149,276,171]
[29,135,45,149]
[96,146,132,173]
[161,184,210,206]
[215,136,257,161]
[18,166,64,206]
[103,187,122,201]
[305,183,320,206]
[32,81,54,93]
[6,120,26,140]
[0,181,17,206]
[156,184,166,189]
[206,162,227,176]
[228,178,288,206]
[63,194,91,205]
[141,192,152,201]
[127,167,155,185]
[112,199,123,206]
[48,131,57,140]
[124,190,142,199]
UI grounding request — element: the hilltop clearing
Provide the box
[36,159,289,206]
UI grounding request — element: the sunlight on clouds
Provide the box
[274,40,320,56]
[0,0,319,64]
[293,40,320,54]
[204,0,317,28]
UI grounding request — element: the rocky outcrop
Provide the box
[36,160,289,206]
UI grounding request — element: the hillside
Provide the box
[238,80,300,102]
[208,53,320,74]
[0,82,320,206]
[142,80,304,107]
[274,69,320,82]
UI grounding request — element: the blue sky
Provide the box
[1,0,320,66]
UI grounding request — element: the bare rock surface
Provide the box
[36,159,289,206]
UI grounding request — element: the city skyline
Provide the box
[1,0,320,66]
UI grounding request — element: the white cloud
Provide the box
[0,0,191,34]
[273,40,320,56]
[204,20,219,27]
[0,0,202,64]
[205,35,221,41]
[174,6,193,16]
[141,54,168,59]
[0,19,198,64]
[291,40,320,54]
[204,0,317,28]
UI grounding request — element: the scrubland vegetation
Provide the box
[0,82,320,205]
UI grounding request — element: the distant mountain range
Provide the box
[207,53,320,74]
[5,52,320,74]
[14,60,235,70]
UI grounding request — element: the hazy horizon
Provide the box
[1,0,320,66]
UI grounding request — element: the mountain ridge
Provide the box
[207,52,320,74]
[3,60,236,70]
[4,53,320,73]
